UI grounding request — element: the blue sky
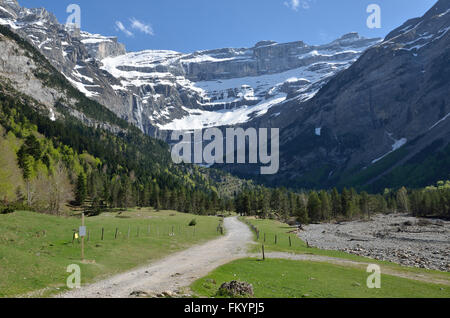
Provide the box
[19,0,437,53]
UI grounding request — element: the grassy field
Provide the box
[242,217,450,280]
[0,209,222,297]
[191,258,450,298]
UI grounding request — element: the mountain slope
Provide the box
[0,0,380,137]
[101,33,380,132]
[239,0,450,191]
[0,23,247,213]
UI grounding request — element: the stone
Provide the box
[217,281,254,297]
[130,290,149,297]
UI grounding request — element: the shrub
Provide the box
[0,205,15,214]
[189,219,197,226]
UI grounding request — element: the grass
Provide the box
[0,208,222,297]
[242,217,450,281]
[191,258,450,298]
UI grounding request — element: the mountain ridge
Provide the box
[228,0,450,191]
[0,0,380,136]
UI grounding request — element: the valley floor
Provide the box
[59,215,449,298]
[298,214,450,272]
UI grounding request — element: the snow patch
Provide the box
[372,135,407,164]
[429,112,450,131]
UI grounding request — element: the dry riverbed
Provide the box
[298,213,450,272]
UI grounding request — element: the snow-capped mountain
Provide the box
[0,0,380,136]
[0,0,448,191]
[101,34,380,131]
[231,0,450,190]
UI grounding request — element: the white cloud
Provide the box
[115,21,134,37]
[130,18,154,36]
[284,0,300,11]
[284,0,313,11]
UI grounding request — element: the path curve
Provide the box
[59,217,253,298]
[251,252,450,286]
[59,217,449,298]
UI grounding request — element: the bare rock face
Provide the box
[0,0,380,137]
[1,0,447,191]
[79,32,126,60]
[230,0,450,190]
[217,281,254,297]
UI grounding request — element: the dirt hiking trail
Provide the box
[59,217,253,298]
[59,217,449,298]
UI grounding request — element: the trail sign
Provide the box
[79,226,86,237]
[81,213,85,261]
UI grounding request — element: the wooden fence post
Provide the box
[115,228,118,239]
[275,235,277,245]
[127,226,130,239]
[289,236,292,247]
[101,227,104,241]
[262,245,265,261]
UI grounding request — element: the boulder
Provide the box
[217,281,254,297]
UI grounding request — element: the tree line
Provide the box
[0,83,231,216]
[234,182,450,223]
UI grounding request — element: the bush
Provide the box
[0,205,15,214]
[189,219,197,226]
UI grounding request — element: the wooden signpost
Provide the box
[79,213,86,261]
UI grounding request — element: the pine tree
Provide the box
[319,190,331,221]
[341,188,352,218]
[295,194,308,224]
[360,191,370,218]
[75,173,87,206]
[307,191,322,223]
[331,188,341,217]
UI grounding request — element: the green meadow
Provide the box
[191,258,450,298]
[0,209,221,297]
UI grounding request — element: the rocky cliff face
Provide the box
[235,0,450,190]
[0,0,380,138]
[0,0,144,131]
[101,33,380,133]
[2,0,447,191]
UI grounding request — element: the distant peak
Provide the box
[254,40,278,48]
[0,0,20,16]
[0,0,19,10]
[338,32,363,41]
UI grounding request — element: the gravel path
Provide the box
[298,214,450,272]
[58,215,449,298]
[58,217,253,298]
